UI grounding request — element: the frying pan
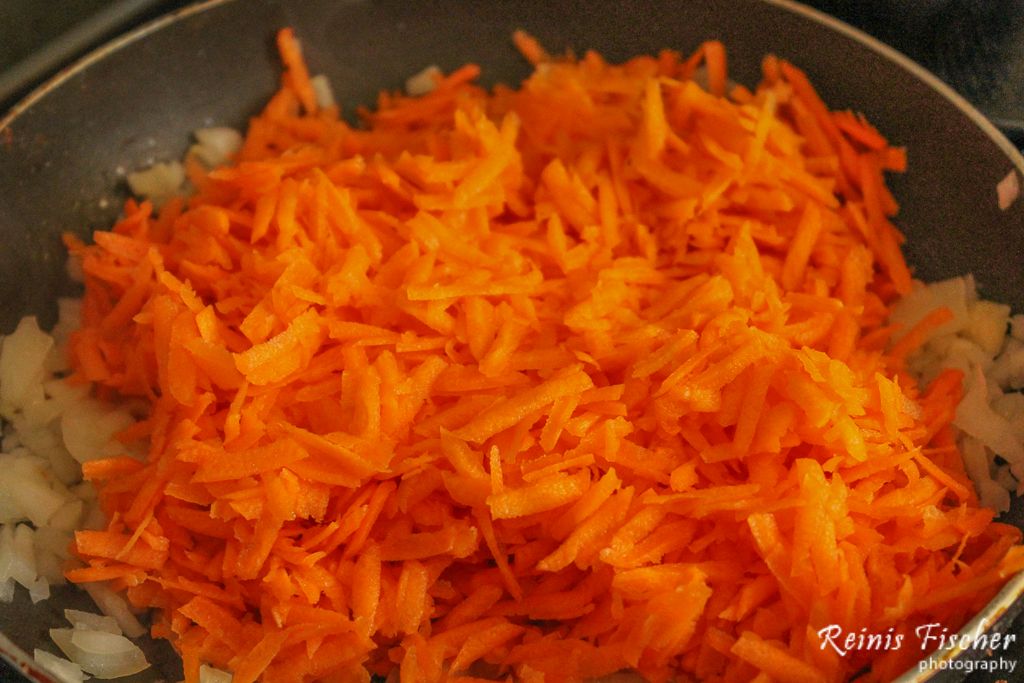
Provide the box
[1,0,1022,681]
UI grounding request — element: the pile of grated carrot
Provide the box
[63,29,1024,683]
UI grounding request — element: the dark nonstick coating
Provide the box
[0,1,1022,681]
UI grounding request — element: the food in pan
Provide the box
[2,28,1023,683]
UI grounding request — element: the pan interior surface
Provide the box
[0,1,1021,681]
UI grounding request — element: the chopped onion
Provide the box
[966,299,1011,356]
[889,276,971,341]
[0,524,14,586]
[991,339,1024,389]
[34,648,85,683]
[29,575,51,603]
[48,499,84,534]
[126,161,185,207]
[65,608,121,635]
[405,65,442,96]
[34,544,66,586]
[50,627,149,679]
[310,75,336,109]
[955,366,1024,465]
[200,664,234,683]
[191,127,243,167]
[83,581,147,638]
[43,379,90,411]
[0,316,54,413]
[5,459,69,526]
[19,397,64,431]
[61,399,135,464]
[9,523,38,589]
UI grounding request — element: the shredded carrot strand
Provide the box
[64,29,1022,683]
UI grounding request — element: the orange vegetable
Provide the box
[65,29,1021,683]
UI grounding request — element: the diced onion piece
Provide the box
[405,65,442,96]
[66,608,122,635]
[126,161,185,207]
[0,316,54,413]
[20,397,64,431]
[955,366,1024,466]
[48,499,84,533]
[9,523,38,589]
[889,276,971,341]
[34,648,86,683]
[0,474,22,523]
[966,299,1011,357]
[50,627,150,679]
[83,581,147,638]
[310,74,336,109]
[44,379,89,411]
[61,399,135,464]
[35,544,66,586]
[191,127,243,167]
[200,664,234,683]
[28,576,50,603]
[991,339,1024,390]
[0,524,15,583]
[6,462,68,527]
[997,169,1020,210]
[34,525,73,559]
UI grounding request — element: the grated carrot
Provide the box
[64,29,1023,683]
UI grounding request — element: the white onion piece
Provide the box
[34,525,72,557]
[50,628,150,679]
[84,581,147,638]
[126,161,185,207]
[0,524,15,584]
[0,316,54,413]
[48,499,84,534]
[44,379,89,411]
[66,609,121,635]
[997,169,1020,210]
[20,398,64,431]
[34,648,85,683]
[889,276,971,342]
[966,300,1011,357]
[29,576,51,603]
[991,339,1024,390]
[6,463,68,527]
[955,366,1024,466]
[35,548,66,587]
[310,75,336,109]
[10,523,38,589]
[0,479,21,523]
[61,400,134,464]
[405,65,441,96]
[192,127,243,167]
[1,428,21,451]
[200,664,234,683]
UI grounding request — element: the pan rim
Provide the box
[1,1,1022,682]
